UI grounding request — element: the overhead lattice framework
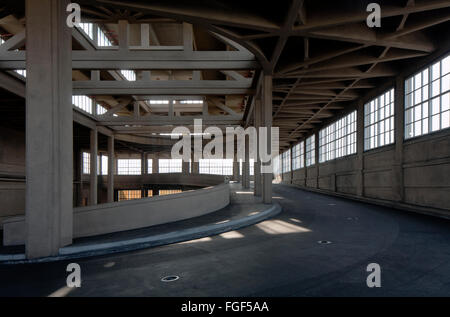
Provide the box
[1,0,450,149]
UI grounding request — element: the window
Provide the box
[147,190,153,197]
[82,152,107,175]
[306,135,316,167]
[97,104,107,115]
[118,190,141,201]
[73,95,92,113]
[250,159,255,176]
[149,100,169,104]
[82,152,90,174]
[179,100,203,104]
[117,159,141,175]
[97,26,113,47]
[15,69,26,77]
[159,189,182,196]
[405,54,450,139]
[78,23,113,47]
[292,142,304,170]
[364,89,395,150]
[78,23,94,39]
[282,150,291,173]
[199,159,233,175]
[159,159,182,173]
[319,111,357,163]
[120,70,136,81]
[98,155,108,175]
[273,155,281,175]
[238,159,255,176]
[147,159,153,174]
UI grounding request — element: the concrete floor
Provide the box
[1,184,450,297]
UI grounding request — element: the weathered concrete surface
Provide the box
[3,182,230,245]
[283,129,450,217]
[1,184,450,296]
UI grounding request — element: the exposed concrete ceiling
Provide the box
[1,0,450,151]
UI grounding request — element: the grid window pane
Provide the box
[292,142,304,170]
[158,159,182,173]
[282,150,291,173]
[364,89,395,151]
[306,135,315,167]
[147,159,153,174]
[117,159,141,175]
[319,111,357,162]
[118,190,141,201]
[73,95,92,114]
[405,53,450,139]
[82,152,90,174]
[199,159,234,175]
[159,189,183,196]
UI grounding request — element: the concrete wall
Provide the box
[4,182,230,245]
[0,126,25,228]
[282,118,450,218]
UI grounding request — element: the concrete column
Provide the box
[393,76,405,202]
[90,128,98,206]
[303,141,307,187]
[191,151,199,174]
[152,156,159,174]
[118,20,129,51]
[233,158,240,182]
[356,100,365,196]
[262,75,273,204]
[77,150,84,206]
[315,132,320,189]
[254,99,262,196]
[107,135,115,203]
[182,160,190,174]
[25,0,73,258]
[141,152,147,175]
[243,138,250,189]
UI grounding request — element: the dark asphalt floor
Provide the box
[1,184,450,297]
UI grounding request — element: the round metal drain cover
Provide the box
[317,240,332,244]
[161,275,180,282]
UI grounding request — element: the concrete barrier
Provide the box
[3,182,230,246]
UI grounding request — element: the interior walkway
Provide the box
[1,184,450,296]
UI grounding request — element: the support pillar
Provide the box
[25,0,73,258]
[356,100,365,196]
[152,156,159,174]
[107,135,115,203]
[233,157,240,182]
[243,138,250,189]
[393,76,405,202]
[254,99,262,196]
[90,128,98,206]
[315,132,320,189]
[262,75,273,204]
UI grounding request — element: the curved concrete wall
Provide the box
[3,181,230,246]
[74,183,230,238]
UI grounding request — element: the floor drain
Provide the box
[161,275,180,282]
[317,240,332,244]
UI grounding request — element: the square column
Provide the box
[262,75,273,204]
[25,0,73,258]
[254,99,262,196]
[90,128,98,206]
[107,135,115,203]
[152,156,159,174]
[243,138,250,189]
